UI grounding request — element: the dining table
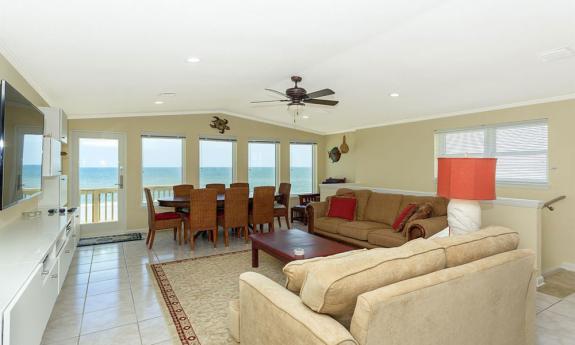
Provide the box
[157,192,283,208]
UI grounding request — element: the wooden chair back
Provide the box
[230,182,249,189]
[188,188,218,230]
[144,188,156,227]
[173,184,194,197]
[278,182,291,207]
[299,193,320,206]
[205,183,226,194]
[223,187,249,228]
[251,186,275,225]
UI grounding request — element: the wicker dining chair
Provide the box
[274,182,291,228]
[250,186,275,233]
[144,188,183,249]
[184,188,219,250]
[218,187,249,246]
[205,183,226,194]
[173,184,194,197]
[172,184,194,214]
[230,182,249,189]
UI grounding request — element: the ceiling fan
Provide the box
[251,76,339,111]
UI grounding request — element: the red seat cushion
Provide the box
[327,197,357,221]
[155,212,181,221]
[392,204,418,232]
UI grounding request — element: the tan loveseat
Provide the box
[307,188,448,248]
[232,226,536,345]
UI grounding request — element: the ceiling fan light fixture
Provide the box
[288,103,305,115]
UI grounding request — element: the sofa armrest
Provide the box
[404,216,448,240]
[239,272,357,345]
[307,201,328,234]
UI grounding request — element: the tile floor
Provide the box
[42,224,575,345]
[537,270,575,344]
[41,226,263,345]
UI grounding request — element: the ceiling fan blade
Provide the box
[305,88,335,99]
[250,99,289,103]
[304,98,339,106]
[265,88,288,97]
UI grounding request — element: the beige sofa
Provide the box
[232,226,536,345]
[307,188,448,248]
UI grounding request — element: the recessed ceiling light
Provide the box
[389,93,400,97]
[302,115,310,119]
[154,101,164,105]
[186,57,201,63]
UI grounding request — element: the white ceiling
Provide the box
[0,0,574,134]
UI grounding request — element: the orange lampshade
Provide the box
[437,158,497,200]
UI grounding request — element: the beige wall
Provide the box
[325,99,575,271]
[69,114,326,231]
[0,53,49,229]
[325,133,356,182]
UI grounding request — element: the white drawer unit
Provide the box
[2,262,59,345]
[0,209,79,345]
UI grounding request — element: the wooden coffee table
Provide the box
[250,229,356,267]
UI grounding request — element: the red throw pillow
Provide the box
[392,204,418,232]
[327,197,357,221]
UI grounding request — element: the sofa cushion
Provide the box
[335,188,372,220]
[314,217,349,234]
[368,228,409,247]
[338,221,386,241]
[392,204,418,232]
[399,195,448,217]
[327,197,357,221]
[299,239,445,320]
[432,226,519,267]
[283,249,367,293]
[364,192,403,225]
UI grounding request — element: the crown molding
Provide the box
[325,93,575,135]
[68,109,327,135]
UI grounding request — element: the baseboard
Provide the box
[80,228,146,239]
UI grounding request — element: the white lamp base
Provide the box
[447,199,481,236]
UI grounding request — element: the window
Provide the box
[248,141,279,191]
[290,143,317,194]
[142,135,185,202]
[435,120,548,185]
[199,138,236,187]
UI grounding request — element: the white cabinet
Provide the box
[40,107,68,144]
[42,138,62,177]
[39,175,67,208]
[2,262,59,345]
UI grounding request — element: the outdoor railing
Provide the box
[79,185,174,224]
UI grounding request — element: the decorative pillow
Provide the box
[327,197,357,221]
[406,202,433,223]
[391,203,418,232]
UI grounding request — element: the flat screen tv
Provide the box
[0,80,44,210]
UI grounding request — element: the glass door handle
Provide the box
[115,175,124,189]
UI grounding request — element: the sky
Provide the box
[22,134,43,165]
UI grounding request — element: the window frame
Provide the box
[289,142,318,195]
[434,119,549,187]
[248,140,280,191]
[198,137,237,188]
[140,133,186,204]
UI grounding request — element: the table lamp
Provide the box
[437,157,497,235]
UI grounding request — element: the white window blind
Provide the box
[435,120,548,185]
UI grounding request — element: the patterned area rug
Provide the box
[78,232,143,247]
[150,250,285,345]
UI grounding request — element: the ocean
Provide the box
[23,166,313,194]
